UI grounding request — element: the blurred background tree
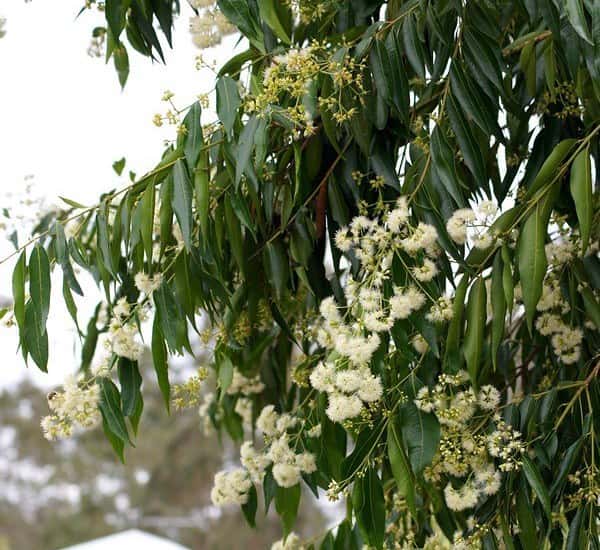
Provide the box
[0,355,327,549]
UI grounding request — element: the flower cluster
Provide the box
[284,0,338,23]
[189,2,235,50]
[210,468,252,506]
[134,271,162,295]
[105,298,144,361]
[171,367,210,410]
[309,358,382,423]
[415,372,521,512]
[310,199,456,423]
[246,42,366,137]
[41,376,101,440]
[211,404,318,506]
[446,201,499,249]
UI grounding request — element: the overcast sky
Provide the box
[0,1,235,388]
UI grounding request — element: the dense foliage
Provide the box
[4,0,600,548]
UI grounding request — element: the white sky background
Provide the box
[0,1,237,389]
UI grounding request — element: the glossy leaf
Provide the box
[569,148,592,253]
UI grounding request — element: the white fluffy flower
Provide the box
[335,369,363,393]
[472,231,494,249]
[444,482,479,511]
[309,362,336,393]
[478,385,500,411]
[294,452,317,474]
[211,468,252,506]
[411,334,429,355]
[412,258,438,282]
[334,227,353,252]
[357,374,383,402]
[257,404,278,436]
[446,208,475,245]
[134,271,163,294]
[326,392,363,423]
[241,441,271,483]
[273,463,301,488]
[110,323,144,361]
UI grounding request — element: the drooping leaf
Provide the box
[172,159,194,251]
[216,76,241,139]
[352,467,385,549]
[151,316,170,412]
[569,148,592,254]
[522,455,551,521]
[463,277,487,387]
[182,101,205,169]
[517,204,548,331]
[387,421,416,517]
[28,243,51,337]
[98,378,131,445]
[399,402,440,474]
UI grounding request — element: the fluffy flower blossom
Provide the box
[211,469,252,506]
[41,376,101,440]
[134,271,162,294]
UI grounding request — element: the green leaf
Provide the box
[516,488,537,550]
[275,483,301,536]
[463,277,487,388]
[217,0,264,51]
[387,421,416,517]
[112,157,126,176]
[235,115,260,185]
[194,150,210,242]
[525,139,576,199]
[172,159,194,251]
[23,302,48,371]
[569,148,592,254]
[444,275,469,370]
[402,14,426,80]
[522,455,551,521]
[447,94,486,183]
[62,278,80,332]
[400,402,440,474]
[97,209,116,276]
[182,101,205,170]
[517,204,548,331]
[549,437,583,496]
[257,0,291,44]
[12,251,26,340]
[118,358,142,418]
[113,43,129,88]
[98,378,131,444]
[153,282,188,354]
[105,0,126,40]
[151,316,170,412]
[520,42,536,97]
[352,468,385,549]
[449,63,501,138]
[218,355,234,399]
[241,484,258,527]
[463,27,504,93]
[224,195,246,275]
[216,76,241,139]
[565,0,593,44]
[566,506,585,550]
[491,252,506,369]
[28,244,51,336]
[501,245,514,313]
[263,239,289,301]
[430,125,464,207]
[139,183,155,263]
